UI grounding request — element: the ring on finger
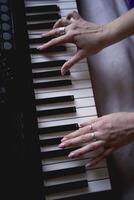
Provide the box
[91,132,97,142]
[58,27,66,36]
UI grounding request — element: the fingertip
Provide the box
[61,137,67,142]
[37,46,42,50]
[41,33,46,38]
[61,68,68,76]
[68,152,75,158]
[61,62,71,76]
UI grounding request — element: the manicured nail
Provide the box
[85,163,91,168]
[68,152,75,158]
[58,143,65,148]
[61,137,67,142]
[37,46,42,50]
[41,34,45,37]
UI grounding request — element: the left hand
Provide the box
[59,112,134,167]
[38,11,106,75]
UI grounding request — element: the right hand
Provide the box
[38,11,107,75]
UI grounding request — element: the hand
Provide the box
[38,11,106,75]
[59,112,134,167]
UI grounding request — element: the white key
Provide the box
[38,116,97,128]
[36,97,95,110]
[35,88,94,99]
[25,2,77,10]
[31,55,87,63]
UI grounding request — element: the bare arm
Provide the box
[103,8,134,47]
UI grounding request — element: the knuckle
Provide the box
[76,150,83,156]
[81,135,88,143]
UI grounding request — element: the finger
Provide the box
[41,28,61,38]
[67,11,81,20]
[61,49,86,75]
[41,28,66,37]
[80,118,99,127]
[37,35,70,50]
[59,131,100,148]
[61,125,96,142]
[53,18,71,29]
[86,148,113,168]
[68,140,104,159]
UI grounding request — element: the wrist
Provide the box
[100,23,116,48]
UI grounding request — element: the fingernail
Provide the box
[61,69,67,76]
[68,152,75,158]
[61,137,67,142]
[41,34,45,37]
[58,143,65,148]
[85,163,91,168]
[37,46,42,50]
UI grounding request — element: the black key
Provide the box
[44,166,85,179]
[27,21,56,30]
[35,95,74,105]
[33,70,70,78]
[30,45,66,54]
[29,36,53,44]
[40,137,62,146]
[38,123,79,134]
[32,60,66,68]
[45,180,88,194]
[26,13,60,21]
[33,79,72,89]
[37,106,76,117]
[41,147,77,159]
[25,5,60,13]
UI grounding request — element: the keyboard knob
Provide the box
[3,32,11,40]
[0,4,8,12]
[1,13,10,21]
[2,22,10,31]
[3,41,12,50]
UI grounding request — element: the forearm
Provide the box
[103,8,134,47]
[125,112,134,143]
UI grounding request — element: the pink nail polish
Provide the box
[58,143,65,148]
[37,47,41,50]
[68,152,75,158]
[61,137,67,142]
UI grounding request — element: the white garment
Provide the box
[77,1,134,200]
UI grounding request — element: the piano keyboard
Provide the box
[24,0,112,199]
